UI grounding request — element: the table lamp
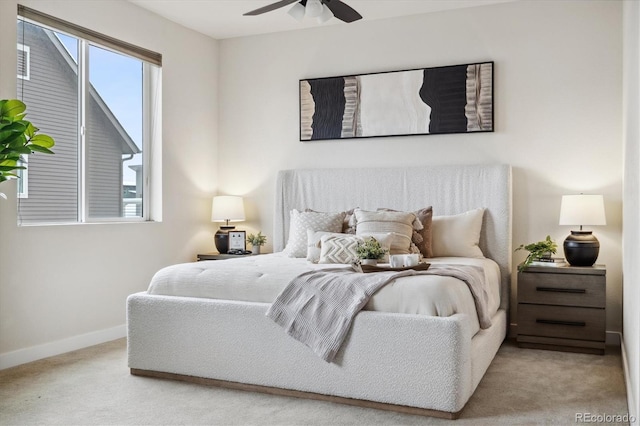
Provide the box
[211,195,245,254]
[559,194,606,266]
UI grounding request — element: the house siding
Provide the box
[17,21,78,223]
[17,22,132,222]
[87,99,124,218]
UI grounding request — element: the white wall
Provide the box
[218,1,624,332]
[623,0,639,422]
[0,0,219,366]
[0,0,628,373]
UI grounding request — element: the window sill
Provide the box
[17,219,160,227]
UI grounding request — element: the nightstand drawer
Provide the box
[518,273,605,308]
[518,304,605,341]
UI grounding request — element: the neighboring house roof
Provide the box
[43,29,141,155]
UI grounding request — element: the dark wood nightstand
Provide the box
[517,264,606,355]
[197,253,253,261]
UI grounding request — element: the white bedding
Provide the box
[147,253,501,335]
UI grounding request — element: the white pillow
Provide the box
[431,208,485,258]
[354,209,417,255]
[306,230,343,263]
[283,209,345,258]
[305,208,358,234]
[318,233,393,264]
[318,234,360,264]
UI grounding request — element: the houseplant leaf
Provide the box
[0,99,26,118]
[7,134,28,148]
[0,99,55,185]
[0,121,27,133]
[0,123,28,143]
[23,121,36,139]
[0,146,32,155]
[27,144,54,154]
[29,134,55,148]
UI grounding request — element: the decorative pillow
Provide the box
[354,209,417,255]
[305,208,357,234]
[318,234,360,264]
[318,233,393,264]
[283,209,345,258]
[306,230,344,263]
[431,208,485,258]
[379,207,433,258]
[343,209,357,234]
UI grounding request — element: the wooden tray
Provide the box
[360,262,430,274]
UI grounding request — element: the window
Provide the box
[17,44,30,80]
[16,6,161,224]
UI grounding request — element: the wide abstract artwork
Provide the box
[299,62,493,141]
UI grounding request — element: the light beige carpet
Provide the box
[0,338,630,425]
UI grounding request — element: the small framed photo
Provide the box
[228,230,246,251]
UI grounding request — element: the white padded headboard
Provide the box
[274,163,512,310]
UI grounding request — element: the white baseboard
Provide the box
[620,333,639,425]
[606,330,621,346]
[0,324,126,370]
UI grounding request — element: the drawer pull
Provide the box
[536,286,586,294]
[536,319,586,327]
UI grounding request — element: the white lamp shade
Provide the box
[305,0,324,18]
[287,2,305,21]
[559,194,606,226]
[211,195,245,222]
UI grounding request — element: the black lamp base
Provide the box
[564,230,600,267]
[214,226,235,254]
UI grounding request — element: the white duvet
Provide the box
[147,253,501,335]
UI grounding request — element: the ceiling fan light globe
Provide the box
[317,5,334,23]
[305,0,324,18]
[287,2,306,21]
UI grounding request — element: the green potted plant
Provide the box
[515,235,558,271]
[246,232,267,254]
[355,236,388,266]
[0,99,55,199]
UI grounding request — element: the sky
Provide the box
[58,33,143,184]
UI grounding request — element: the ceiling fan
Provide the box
[243,0,363,24]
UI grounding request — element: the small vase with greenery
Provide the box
[246,232,267,254]
[355,237,388,265]
[0,99,55,199]
[515,235,558,271]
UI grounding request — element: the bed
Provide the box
[127,163,512,419]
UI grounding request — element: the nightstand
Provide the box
[517,264,606,355]
[197,253,253,261]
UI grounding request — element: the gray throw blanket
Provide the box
[266,264,490,362]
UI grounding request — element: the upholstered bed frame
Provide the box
[127,164,512,419]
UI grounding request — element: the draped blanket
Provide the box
[266,264,490,362]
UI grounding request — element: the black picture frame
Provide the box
[228,231,246,251]
[299,61,494,141]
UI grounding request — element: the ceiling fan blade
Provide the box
[243,0,299,16]
[323,0,362,23]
